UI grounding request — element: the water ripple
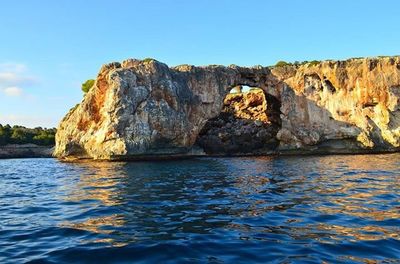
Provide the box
[0,154,399,263]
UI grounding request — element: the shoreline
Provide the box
[0,144,54,159]
[55,149,400,162]
[1,143,398,161]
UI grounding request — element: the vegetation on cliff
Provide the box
[81,79,95,93]
[275,61,291,67]
[274,60,320,68]
[0,124,56,146]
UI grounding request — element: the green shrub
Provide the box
[10,128,29,144]
[143,58,154,63]
[308,60,320,66]
[0,124,56,146]
[81,79,95,93]
[275,61,291,67]
[0,124,11,145]
[33,131,55,146]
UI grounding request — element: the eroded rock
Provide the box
[196,89,280,154]
[55,57,400,160]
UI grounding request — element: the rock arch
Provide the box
[54,57,400,160]
[195,86,281,155]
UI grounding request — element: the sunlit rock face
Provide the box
[54,59,270,159]
[272,57,400,153]
[55,57,400,160]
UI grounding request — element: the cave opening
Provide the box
[195,85,282,155]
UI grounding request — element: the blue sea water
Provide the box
[0,154,399,263]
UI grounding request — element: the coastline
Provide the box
[0,144,54,159]
[55,148,399,162]
[0,143,397,161]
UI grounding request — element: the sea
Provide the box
[0,154,399,263]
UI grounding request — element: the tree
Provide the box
[10,129,28,144]
[81,79,95,93]
[33,131,55,145]
[0,125,11,145]
[0,124,56,145]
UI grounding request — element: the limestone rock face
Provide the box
[55,57,400,160]
[272,57,400,153]
[54,59,270,159]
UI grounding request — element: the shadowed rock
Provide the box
[196,88,281,155]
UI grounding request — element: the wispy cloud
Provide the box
[0,63,27,73]
[0,62,38,98]
[0,72,37,87]
[2,86,23,97]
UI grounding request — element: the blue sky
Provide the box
[1,0,400,128]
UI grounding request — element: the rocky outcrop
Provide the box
[55,57,400,160]
[0,144,54,159]
[271,57,400,153]
[196,89,280,154]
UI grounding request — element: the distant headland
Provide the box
[0,125,55,158]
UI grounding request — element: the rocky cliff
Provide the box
[55,57,400,160]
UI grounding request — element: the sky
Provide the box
[1,0,400,128]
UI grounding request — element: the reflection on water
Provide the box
[0,154,399,263]
[63,162,128,206]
